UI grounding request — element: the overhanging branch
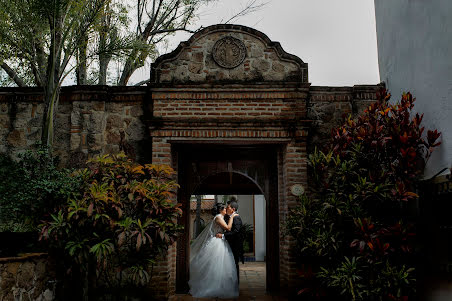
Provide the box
[1,62,27,87]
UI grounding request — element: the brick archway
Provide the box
[145,24,380,297]
[148,24,311,296]
[174,144,280,293]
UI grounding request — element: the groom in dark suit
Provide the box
[217,198,244,283]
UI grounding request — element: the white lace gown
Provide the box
[188,214,239,298]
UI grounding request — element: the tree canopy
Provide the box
[0,0,264,87]
[0,0,263,145]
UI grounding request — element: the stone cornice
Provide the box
[0,84,381,103]
[0,86,148,103]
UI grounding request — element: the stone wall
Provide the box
[308,85,384,151]
[0,87,149,165]
[0,254,55,301]
[151,25,308,84]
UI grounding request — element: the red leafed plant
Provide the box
[331,90,441,201]
[289,90,439,300]
[351,218,415,264]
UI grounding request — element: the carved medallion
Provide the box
[290,184,305,196]
[212,36,246,69]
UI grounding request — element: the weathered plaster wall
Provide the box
[374,0,452,178]
[0,254,55,301]
[254,195,266,262]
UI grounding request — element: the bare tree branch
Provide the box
[133,78,150,86]
[1,62,27,87]
[222,0,268,24]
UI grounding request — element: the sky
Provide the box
[129,0,380,87]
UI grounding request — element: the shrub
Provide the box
[288,90,440,300]
[0,145,81,232]
[240,223,254,253]
[330,91,440,203]
[40,152,183,298]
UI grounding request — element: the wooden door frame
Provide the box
[174,143,280,293]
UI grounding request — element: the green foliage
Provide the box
[318,258,416,300]
[287,91,440,300]
[40,152,183,292]
[286,195,342,259]
[318,257,364,300]
[240,223,253,253]
[0,145,81,232]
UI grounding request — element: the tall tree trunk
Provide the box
[98,5,111,85]
[118,53,137,86]
[41,80,60,147]
[76,35,89,85]
[41,15,63,147]
[98,54,110,85]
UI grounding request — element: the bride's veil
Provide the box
[189,216,216,263]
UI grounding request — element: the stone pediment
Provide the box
[151,24,308,84]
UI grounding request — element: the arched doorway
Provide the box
[174,143,280,293]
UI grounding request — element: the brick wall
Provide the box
[278,140,308,290]
[152,90,306,120]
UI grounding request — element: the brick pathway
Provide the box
[171,262,287,301]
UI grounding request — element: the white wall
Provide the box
[236,195,266,261]
[374,0,452,178]
[236,195,254,226]
[254,195,266,261]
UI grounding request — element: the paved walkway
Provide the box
[171,262,287,301]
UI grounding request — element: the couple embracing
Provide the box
[189,198,244,299]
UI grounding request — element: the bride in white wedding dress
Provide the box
[188,204,239,298]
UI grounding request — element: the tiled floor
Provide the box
[171,262,286,300]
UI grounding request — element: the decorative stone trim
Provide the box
[152,91,308,100]
[150,129,307,138]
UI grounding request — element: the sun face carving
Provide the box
[212,36,246,69]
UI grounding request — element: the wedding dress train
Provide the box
[188,214,239,298]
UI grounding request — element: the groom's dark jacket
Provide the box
[224,214,244,264]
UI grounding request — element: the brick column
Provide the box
[279,139,308,290]
[150,137,177,299]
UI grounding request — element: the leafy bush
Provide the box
[40,152,183,297]
[318,257,364,300]
[287,90,440,300]
[240,223,254,253]
[330,91,440,203]
[286,194,342,259]
[0,145,81,232]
